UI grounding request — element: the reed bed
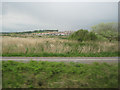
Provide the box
[2,36,118,56]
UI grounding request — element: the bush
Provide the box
[69,29,97,42]
[91,22,118,42]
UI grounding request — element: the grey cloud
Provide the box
[2,2,118,32]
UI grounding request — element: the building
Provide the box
[33,31,72,36]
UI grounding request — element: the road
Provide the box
[0,57,118,63]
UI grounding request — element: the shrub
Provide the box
[69,29,97,42]
[91,22,118,42]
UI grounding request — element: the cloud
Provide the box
[2,0,119,2]
[2,11,40,31]
[0,15,2,32]
[2,2,118,32]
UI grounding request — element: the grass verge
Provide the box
[2,61,118,88]
[2,52,119,57]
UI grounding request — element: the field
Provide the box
[1,36,118,57]
[1,24,119,89]
[2,61,118,88]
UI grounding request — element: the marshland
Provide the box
[1,2,119,88]
[1,23,119,57]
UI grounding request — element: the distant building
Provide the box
[33,31,73,36]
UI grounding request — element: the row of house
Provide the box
[33,31,73,36]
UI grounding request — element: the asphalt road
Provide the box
[0,57,118,63]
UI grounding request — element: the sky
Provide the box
[1,1,118,32]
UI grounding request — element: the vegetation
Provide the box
[91,22,118,42]
[2,30,58,34]
[2,61,118,88]
[2,36,118,57]
[69,29,97,42]
[2,52,118,57]
[2,22,119,88]
[1,22,119,57]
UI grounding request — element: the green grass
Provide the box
[2,61,118,88]
[2,52,119,57]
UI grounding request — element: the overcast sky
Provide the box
[2,2,118,32]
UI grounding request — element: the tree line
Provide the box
[69,22,118,42]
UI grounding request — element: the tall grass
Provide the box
[2,36,118,57]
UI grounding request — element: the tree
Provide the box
[91,22,118,42]
[69,29,97,42]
